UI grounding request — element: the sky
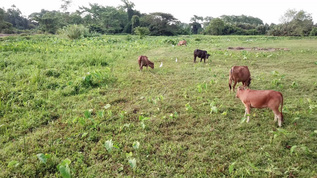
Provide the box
[1,0,316,24]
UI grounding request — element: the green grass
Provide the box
[0,34,317,177]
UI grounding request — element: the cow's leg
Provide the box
[274,114,278,122]
[272,109,282,127]
[204,58,206,63]
[273,111,278,122]
[278,113,283,127]
[244,105,251,122]
[140,61,143,70]
[194,56,197,63]
[272,107,278,122]
[232,81,237,91]
[244,108,247,117]
[200,58,202,62]
[229,79,232,91]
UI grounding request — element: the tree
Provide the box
[279,9,297,24]
[140,12,180,36]
[273,9,314,36]
[120,0,135,21]
[292,10,313,36]
[190,15,203,34]
[68,12,83,25]
[221,15,263,26]
[205,18,225,35]
[175,22,191,35]
[79,3,128,34]
[29,10,64,33]
[131,15,140,30]
[120,0,136,33]
[203,16,213,28]
[38,12,60,33]
[4,5,33,30]
[309,27,317,36]
[0,8,14,33]
[256,24,270,35]
[61,0,73,12]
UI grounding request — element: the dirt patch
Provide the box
[0,34,16,37]
[227,47,289,51]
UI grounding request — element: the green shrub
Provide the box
[162,38,177,45]
[81,69,117,89]
[133,27,150,39]
[309,27,317,36]
[58,24,89,40]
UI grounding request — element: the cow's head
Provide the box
[246,77,252,87]
[236,86,246,98]
[149,62,154,69]
[206,53,210,59]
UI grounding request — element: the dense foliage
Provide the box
[0,34,317,177]
[1,2,316,36]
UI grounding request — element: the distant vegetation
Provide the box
[1,0,316,37]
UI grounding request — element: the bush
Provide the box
[81,69,117,88]
[309,27,317,36]
[133,27,150,39]
[162,38,177,45]
[58,24,89,40]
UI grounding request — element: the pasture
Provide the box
[0,35,317,177]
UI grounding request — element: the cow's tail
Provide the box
[229,68,233,91]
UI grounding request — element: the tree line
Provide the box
[1,0,317,36]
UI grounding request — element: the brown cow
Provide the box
[177,40,187,46]
[236,87,284,127]
[229,66,251,91]
[138,56,154,70]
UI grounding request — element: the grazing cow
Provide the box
[194,49,210,63]
[138,56,154,70]
[236,87,284,127]
[177,40,187,46]
[229,66,251,91]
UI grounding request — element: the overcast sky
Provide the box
[2,0,316,24]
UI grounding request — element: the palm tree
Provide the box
[120,0,135,21]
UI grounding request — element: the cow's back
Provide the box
[178,40,187,46]
[231,66,250,81]
[242,89,282,108]
[194,49,206,57]
[138,56,148,63]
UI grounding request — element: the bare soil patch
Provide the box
[0,34,17,37]
[227,47,289,51]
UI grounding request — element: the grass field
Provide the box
[0,34,317,177]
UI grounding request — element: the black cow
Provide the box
[194,49,210,63]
